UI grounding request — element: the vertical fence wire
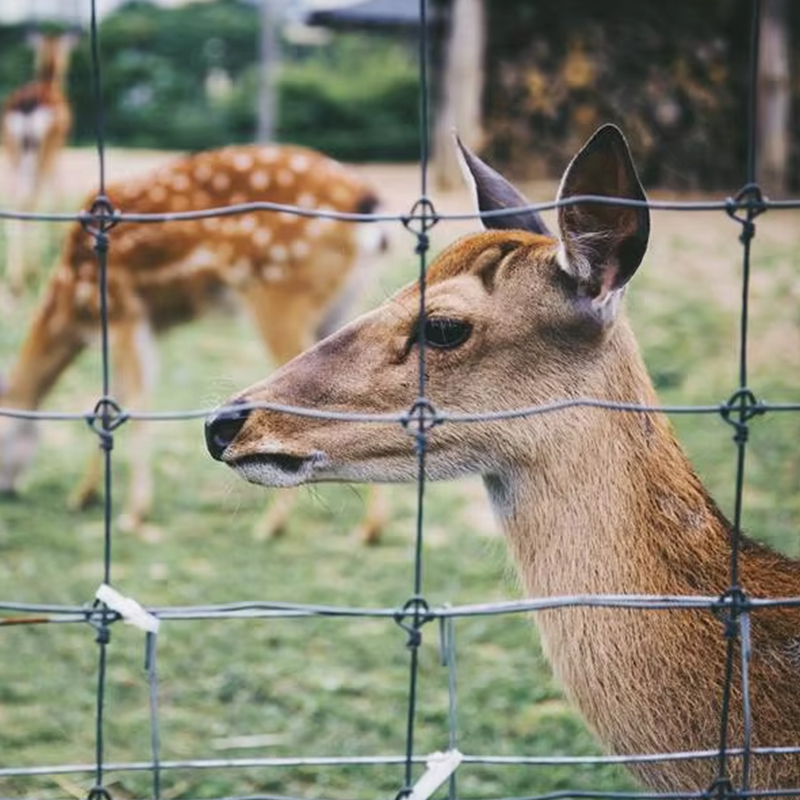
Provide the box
[399,1,434,792]
[715,0,762,794]
[86,0,114,796]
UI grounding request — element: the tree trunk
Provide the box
[433,0,486,190]
[257,0,279,143]
[757,0,790,196]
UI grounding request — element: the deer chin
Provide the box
[227,450,328,488]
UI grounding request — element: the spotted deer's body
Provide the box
[0,143,387,536]
[2,32,77,289]
[206,126,800,791]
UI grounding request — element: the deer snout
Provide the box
[205,399,252,461]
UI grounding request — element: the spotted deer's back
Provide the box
[62,144,380,329]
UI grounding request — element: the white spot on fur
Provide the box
[75,279,94,306]
[172,173,190,192]
[194,162,213,182]
[269,244,288,262]
[277,170,294,188]
[253,228,272,247]
[296,192,317,209]
[250,169,269,190]
[259,146,279,163]
[306,218,332,239]
[239,215,256,233]
[232,152,254,171]
[290,240,310,259]
[188,247,216,269]
[289,154,310,172]
[212,172,230,192]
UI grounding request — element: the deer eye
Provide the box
[417,317,472,349]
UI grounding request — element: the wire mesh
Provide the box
[0,0,799,799]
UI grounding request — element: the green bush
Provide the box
[56,0,418,159]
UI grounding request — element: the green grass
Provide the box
[1,170,799,800]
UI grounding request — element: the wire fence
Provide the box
[1,0,800,799]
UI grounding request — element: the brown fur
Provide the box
[211,127,800,792]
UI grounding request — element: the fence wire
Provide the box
[1,0,799,799]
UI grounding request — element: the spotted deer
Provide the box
[0,143,388,540]
[206,125,800,792]
[1,30,78,290]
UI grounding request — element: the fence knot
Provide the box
[80,195,120,244]
[87,601,115,645]
[402,197,439,256]
[725,183,766,245]
[86,786,113,800]
[705,776,738,800]
[712,586,750,639]
[394,595,434,649]
[402,398,442,442]
[719,388,765,445]
[87,397,128,451]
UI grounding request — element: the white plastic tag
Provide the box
[406,749,463,800]
[96,583,160,634]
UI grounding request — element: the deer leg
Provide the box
[69,319,157,530]
[353,485,389,546]
[67,446,103,511]
[114,319,157,532]
[4,217,27,294]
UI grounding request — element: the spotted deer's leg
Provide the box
[4,217,27,294]
[4,161,30,293]
[70,318,157,530]
[113,318,158,532]
[67,444,103,511]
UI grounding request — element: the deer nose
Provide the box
[205,400,252,461]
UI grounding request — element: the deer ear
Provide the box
[556,124,649,308]
[456,135,551,236]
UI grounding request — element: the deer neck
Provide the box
[489,317,733,601]
[481,318,745,772]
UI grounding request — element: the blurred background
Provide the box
[0,0,798,192]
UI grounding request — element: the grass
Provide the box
[0,157,799,800]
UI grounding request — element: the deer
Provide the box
[0,142,388,541]
[205,124,800,793]
[1,30,78,291]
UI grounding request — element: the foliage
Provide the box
[58,0,418,158]
[0,0,419,159]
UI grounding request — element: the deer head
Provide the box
[205,125,650,491]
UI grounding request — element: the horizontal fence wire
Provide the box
[1,0,800,798]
